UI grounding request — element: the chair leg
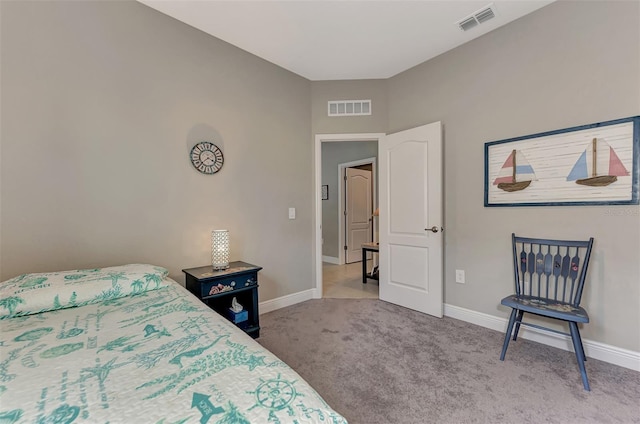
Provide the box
[569,322,590,391]
[574,324,587,362]
[512,310,525,341]
[500,309,518,361]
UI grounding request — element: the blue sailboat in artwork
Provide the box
[567,138,629,187]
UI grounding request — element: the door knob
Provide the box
[426,226,439,233]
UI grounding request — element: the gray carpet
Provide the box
[258,299,640,424]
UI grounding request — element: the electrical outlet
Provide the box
[288,207,296,219]
[455,269,465,284]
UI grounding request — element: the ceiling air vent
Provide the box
[457,3,497,31]
[328,100,371,117]
[459,17,478,32]
[475,7,495,23]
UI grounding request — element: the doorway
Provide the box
[314,133,385,299]
[340,158,376,264]
[315,123,443,317]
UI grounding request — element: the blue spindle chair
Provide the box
[499,233,594,391]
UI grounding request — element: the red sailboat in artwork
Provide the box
[493,149,537,192]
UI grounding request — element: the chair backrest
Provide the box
[512,233,594,306]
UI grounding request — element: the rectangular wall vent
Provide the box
[328,100,371,117]
[457,3,497,31]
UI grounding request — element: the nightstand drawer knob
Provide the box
[231,281,236,287]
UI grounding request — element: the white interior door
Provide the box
[379,122,443,317]
[345,167,372,263]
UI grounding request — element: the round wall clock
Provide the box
[190,141,224,175]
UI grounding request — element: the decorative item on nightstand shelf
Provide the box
[226,297,248,324]
[211,230,230,270]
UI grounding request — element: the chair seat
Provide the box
[501,295,589,323]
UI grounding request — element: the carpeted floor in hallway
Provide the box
[258,299,640,424]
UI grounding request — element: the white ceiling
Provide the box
[138,0,554,81]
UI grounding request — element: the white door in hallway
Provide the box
[379,122,443,317]
[345,167,372,263]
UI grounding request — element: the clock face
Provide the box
[190,142,224,175]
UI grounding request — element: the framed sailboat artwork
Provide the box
[485,116,639,206]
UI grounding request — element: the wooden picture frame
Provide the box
[484,116,639,207]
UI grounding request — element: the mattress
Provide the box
[0,266,347,423]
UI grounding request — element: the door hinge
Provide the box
[343,210,347,216]
[344,245,347,250]
[344,176,347,181]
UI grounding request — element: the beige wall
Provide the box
[321,141,378,258]
[0,0,312,302]
[388,1,640,351]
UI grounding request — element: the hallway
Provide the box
[322,260,378,299]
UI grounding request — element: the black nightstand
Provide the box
[182,261,262,339]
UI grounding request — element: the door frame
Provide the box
[338,157,377,265]
[314,133,385,299]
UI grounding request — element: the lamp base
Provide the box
[212,264,230,271]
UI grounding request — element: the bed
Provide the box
[0,264,347,423]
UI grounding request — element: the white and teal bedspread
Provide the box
[0,266,347,424]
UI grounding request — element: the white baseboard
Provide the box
[444,303,640,372]
[312,288,322,299]
[322,255,340,265]
[260,289,315,314]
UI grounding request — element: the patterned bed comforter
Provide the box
[0,272,347,423]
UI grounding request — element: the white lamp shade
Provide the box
[211,230,230,269]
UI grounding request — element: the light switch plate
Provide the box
[288,207,296,219]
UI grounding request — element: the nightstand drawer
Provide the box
[200,272,258,298]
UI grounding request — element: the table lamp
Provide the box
[211,230,230,270]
